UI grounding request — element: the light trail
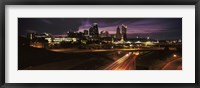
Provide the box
[49,48,164,53]
[161,58,182,70]
[104,52,132,70]
[103,52,138,70]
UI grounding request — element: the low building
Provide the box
[53,38,78,44]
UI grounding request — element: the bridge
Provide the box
[49,47,177,53]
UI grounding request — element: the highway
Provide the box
[162,58,182,70]
[46,48,181,70]
[103,52,138,70]
[49,48,165,53]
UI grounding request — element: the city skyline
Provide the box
[18,18,182,40]
[18,18,182,70]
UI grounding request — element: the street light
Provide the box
[173,54,177,58]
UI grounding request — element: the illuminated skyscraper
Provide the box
[121,24,127,40]
[89,23,99,38]
[27,32,35,40]
[116,26,121,39]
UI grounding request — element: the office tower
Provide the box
[27,32,35,40]
[84,30,89,35]
[121,24,127,40]
[105,31,109,37]
[89,23,99,38]
[116,26,121,39]
[100,31,109,38]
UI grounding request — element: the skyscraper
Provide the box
[116,26,121,39]
[89,23,99,38]
[100,31,109,38]
[83,30,89,36]
[121,24,127,40]
[27,32,35,40]
[105,31,109,37]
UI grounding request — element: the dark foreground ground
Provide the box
[19,46,116,70]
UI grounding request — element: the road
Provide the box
[49,48,164,53]
[162,58,182,70]
[103,52,138,70]
[34,48,181,70]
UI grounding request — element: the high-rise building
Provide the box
[105,31,109,37]
[83,30,89,36]
[100,31,109,38]
[27,32,35,40]
[100,31,105,37]
[68,32,84,38]
[89,23,99,38]
[116,26,121,39]
[121,24,127,40]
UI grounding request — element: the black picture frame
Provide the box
[0,0,199,88]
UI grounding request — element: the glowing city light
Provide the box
[173,54,177,58]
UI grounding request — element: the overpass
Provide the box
[49,47,177,53]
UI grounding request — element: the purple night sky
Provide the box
[18,18,182,40]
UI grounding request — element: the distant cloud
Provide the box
[41,19,52,24]
[25,29,37,33]
[19,18,182,40]
[78,19,172,35]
